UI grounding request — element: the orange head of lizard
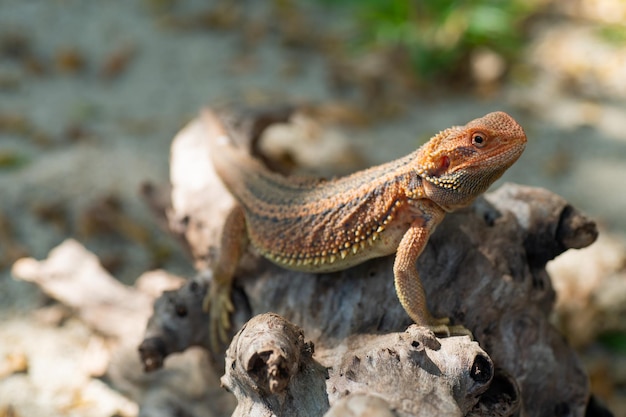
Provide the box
[416,111,527,211]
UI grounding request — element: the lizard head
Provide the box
[416,111,527,211]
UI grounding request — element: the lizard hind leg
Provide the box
[203,205,248,352]
[204,278,235,351]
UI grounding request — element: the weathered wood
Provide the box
[223,313,494,417]
[12,239,155,339]
[223,313,329,417]
[139,109,599,417]
[11,239,236,417]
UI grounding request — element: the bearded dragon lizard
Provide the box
[202,110,527,345]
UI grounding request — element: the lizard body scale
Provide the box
[202,110,527,345]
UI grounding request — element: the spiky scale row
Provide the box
[262,231,378,267]
[421,173,461,190]
[262,200,403,267]
[416,167,463,190]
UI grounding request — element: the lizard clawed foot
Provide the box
[425,316,474,340]
[203,282,235,353]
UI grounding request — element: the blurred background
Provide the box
[1,0,626,416]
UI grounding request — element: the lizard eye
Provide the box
[472,132,487,148]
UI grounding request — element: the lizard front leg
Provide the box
[203,205,248,352]
[393,207,471,338]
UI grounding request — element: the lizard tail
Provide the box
[200,108,285,203]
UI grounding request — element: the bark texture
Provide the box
[139,108,599,417]
[222,313,494,417]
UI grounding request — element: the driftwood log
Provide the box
[11,241,237,417]
[139,108,600,417]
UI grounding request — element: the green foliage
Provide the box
[598,331,626,354]
[0,150,29,170]
[597,24,626,46]
[313,0,542,81]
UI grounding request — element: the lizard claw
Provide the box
[203,282,235,353]
[427,317,473,340]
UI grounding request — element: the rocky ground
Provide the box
[1,0,626,416]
